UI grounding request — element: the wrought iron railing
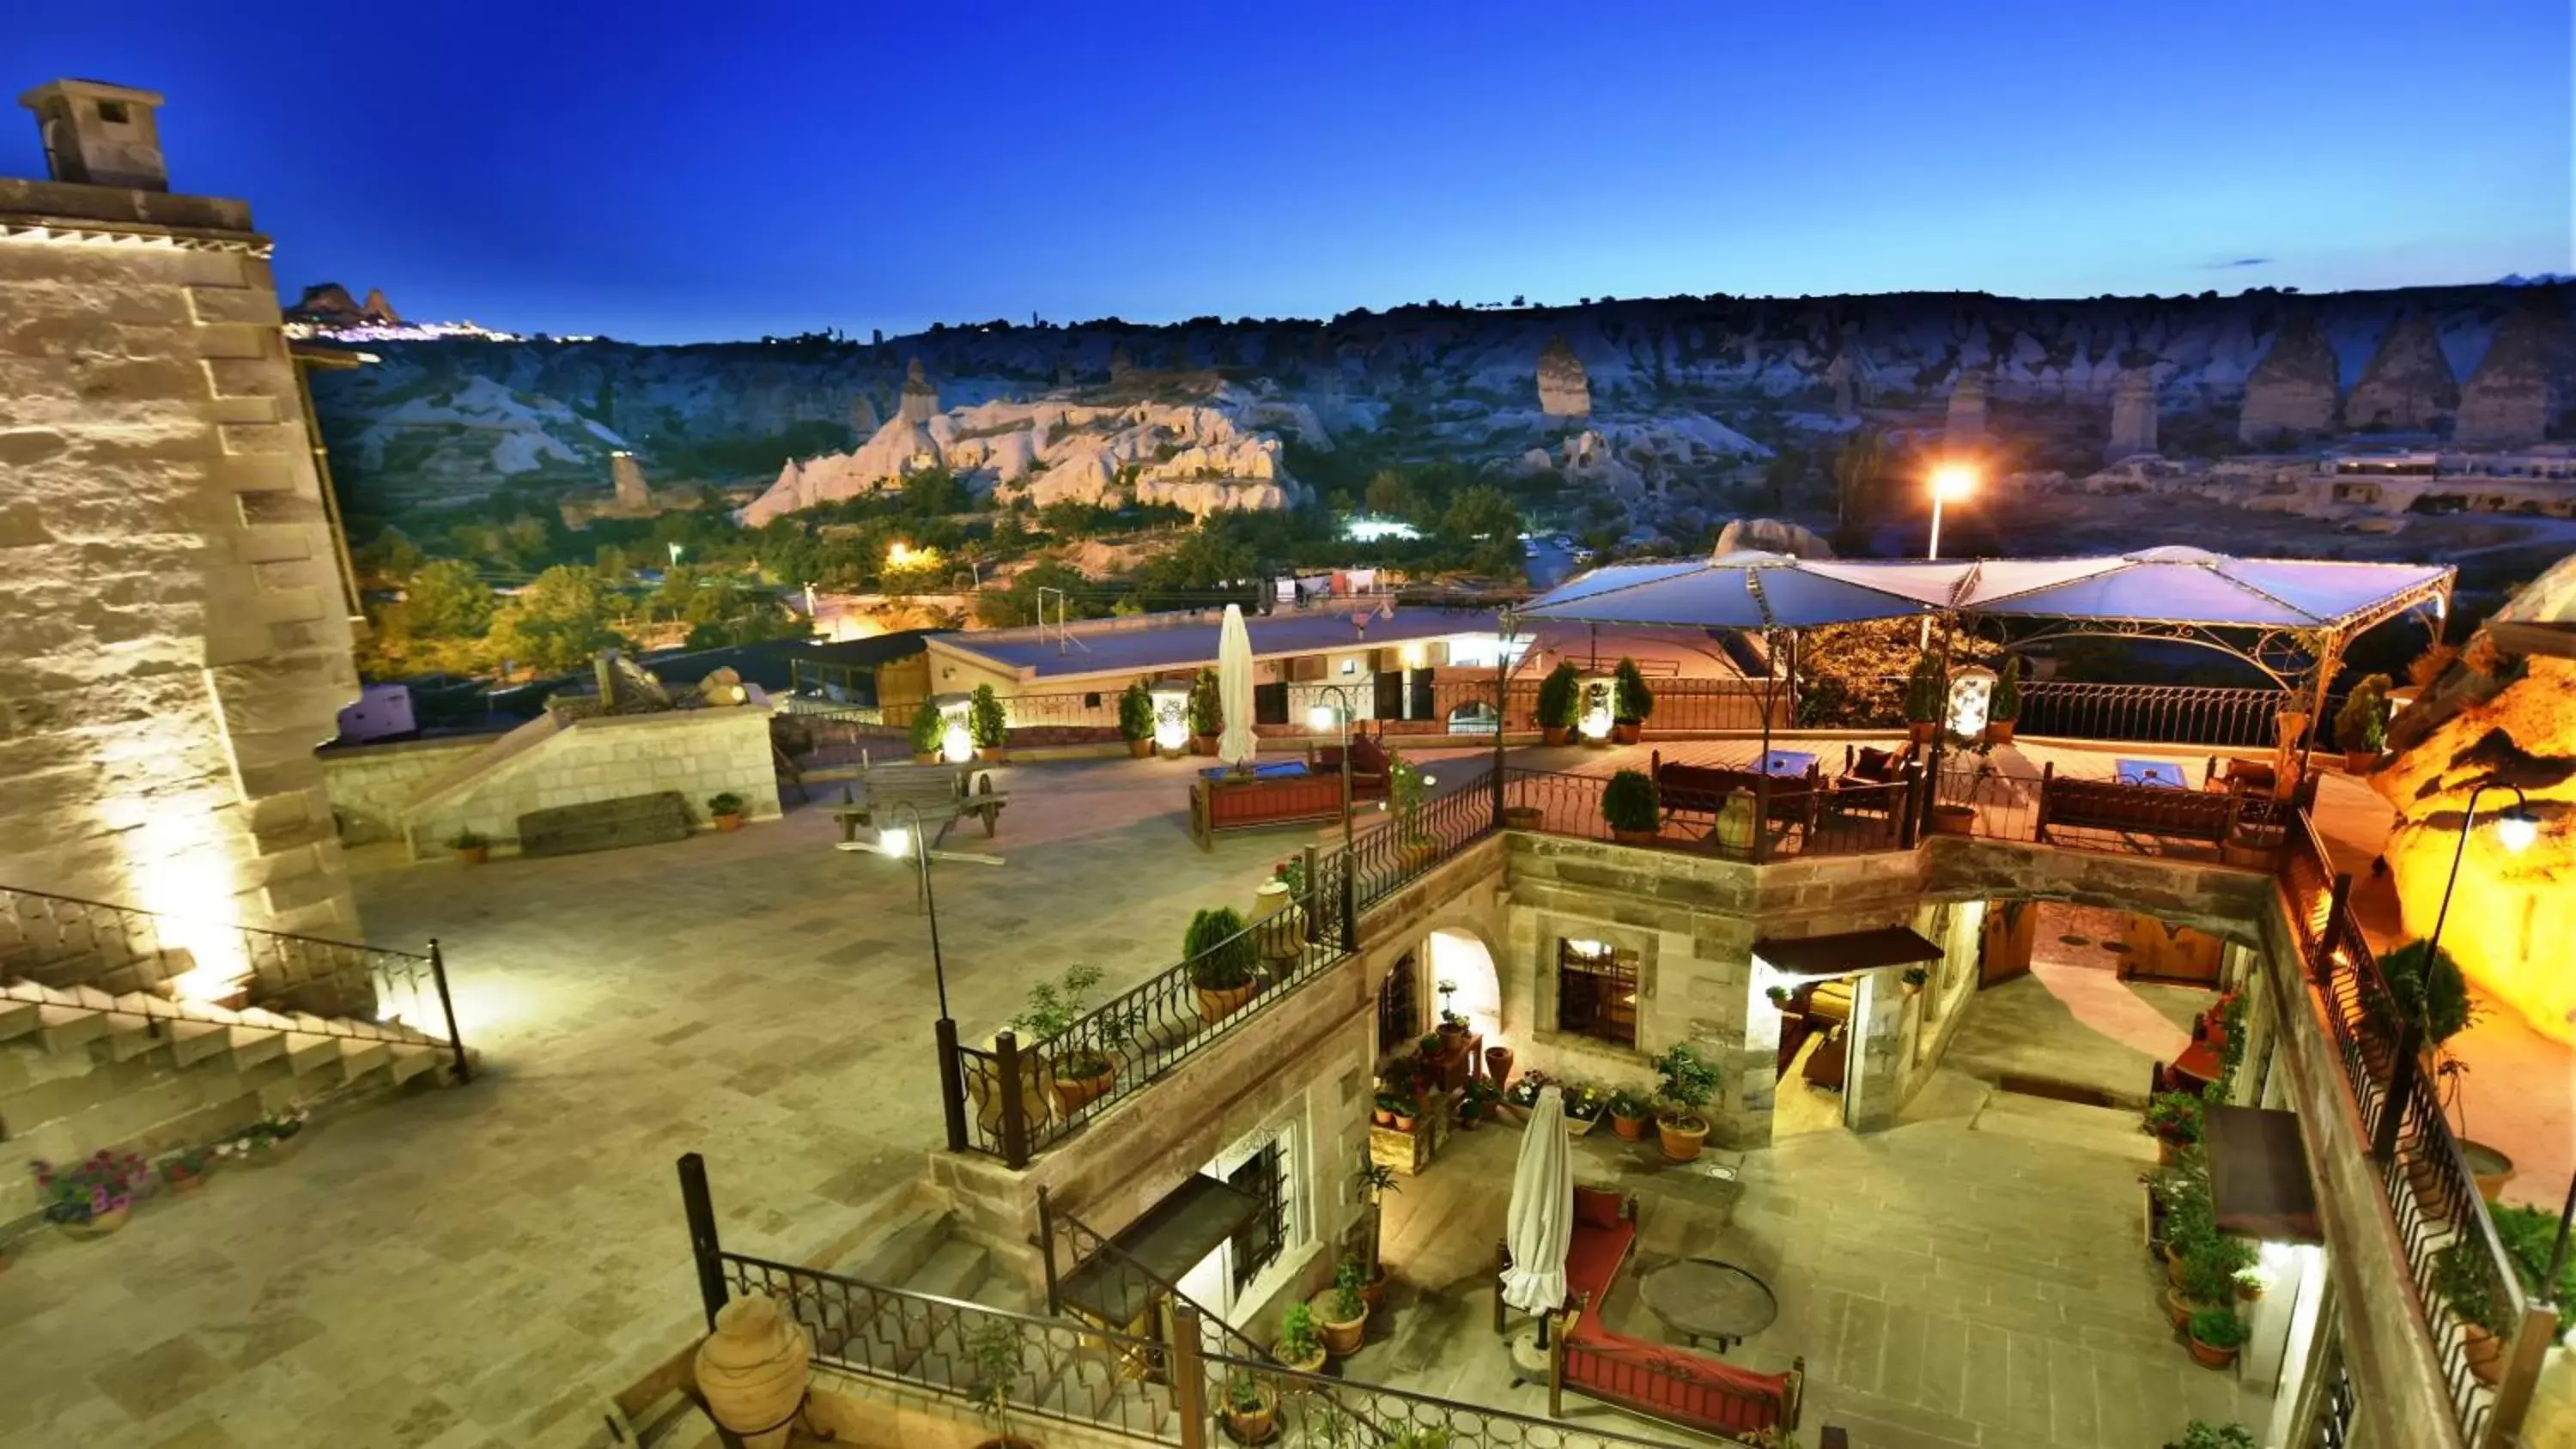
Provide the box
[1347,765,1503,907]
[1038,1191,1273,1371]
[1195,1343,1689,1449]
[0,882,469,1082]
[1500,765,1917,863]
[2014,681,2292,749]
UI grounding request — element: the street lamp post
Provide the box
[836,800,1004,1151]
[2423,779,2536,971]
[1922,464,1977,646]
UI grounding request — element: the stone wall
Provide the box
[0,171,363,967]
[314,736,488,845]
[398,706,782,857]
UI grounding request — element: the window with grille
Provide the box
[1228,1137,1288,1294]
[1378,953,1419,1054]
[1557,938,1637,1046]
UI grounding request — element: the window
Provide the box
[1377,952,1419,1055]
[1228,1137,1289,1294]
[1557,938,1637,1045]
[97,100,131,124]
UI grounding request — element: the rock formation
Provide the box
[1825,355,1858,419]
[897,359,939,425]
[360,288,400,325]
[2374,631,2576,1044]
[2237,316,2341,445]
[1713,518,1835,559]
[1109,343,1134,381]
[2343,312,2457,431]
[1945,369,1987,445]
[611,451,649,508]
[849,391,880,436]
[2106,371,2158,460]
[1537,335,1590,418]
[2454,306,2565,447]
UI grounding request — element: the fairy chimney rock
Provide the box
[849,391,880,436]
[1946,369,1988,444]
[2107,371,2159,459]
[2237,316,2342,445]
[1825,355,1858,419]
[897,359,939,425]
[1537,335,1591,418]
[2345,312,2458,432]
[2455,309,2565,448]
[611,452,649,508]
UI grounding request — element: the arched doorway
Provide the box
[1425,927,1503,1045]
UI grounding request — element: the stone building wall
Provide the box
[398,706,783,857]
[0,157,363,976]
[314,735,489,845]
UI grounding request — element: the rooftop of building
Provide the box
[930,600,1505,681]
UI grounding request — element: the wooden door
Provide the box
[1374,670,1406,720]
[1979,900,2037,987]
[2119,917,2226,985]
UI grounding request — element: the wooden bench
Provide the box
[1650,753,1825,833]
[1189,768,1348,850]
[1305,731,1393,803]
[2034,761,2239,846]
[830,761,1005,846]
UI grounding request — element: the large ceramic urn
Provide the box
[695,1295,811,1449]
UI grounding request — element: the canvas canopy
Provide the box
[1516,551,1935,630]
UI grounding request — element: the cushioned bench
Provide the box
[1305,731,1394,803]
[2035,761,2241,846]
[1650,753,1824,832]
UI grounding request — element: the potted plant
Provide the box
[1313,1256,1370,1356]
[1459,1077,1502,1131]
[447,828,489,865]
[1899,965,1929,998]
[1274,1303,1327,1375]
[1388,749,1437,866]
[1765,984,1795,1012]
[2145,1091,2203,1166]
[1984,656,2022,744]
[1501,1068,1550,1123]
[1188,907,1260,1023]
[31,1151,148,1238]
[1561,1082,1604,1135]
[218,1102,312,1167]
[1117,679,1156,759]
[1601,769,1660,846]
[1651,1045,1720,1162]
[2335,674,2391,773]
[1188,668,1223,755]
[2431,1238,2512,1385]
[1607,1088,1652,1141]
[2184,1307,2248,1369]
[963,1315,1036,1448]
[969,683,1011,763]
[1484,1043,1514,1091]
[1371,1094,1399,1127]
[159,1146,213,1196]
[2165,1422,2257,1449]
[1928,801,1976,836]
[1536,661,1583,746]
[707,791,746,833]
[1221,1370,1278,1444]
[1354,1156,1400,1312]
[1012,964,1124,1116]
[1610,658,1654,744]
[1903,653,1946,745]
[910,700,945,764]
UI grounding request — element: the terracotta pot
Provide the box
[1929,805,1976,837]
[714,814,744,834]
[2344,750,2377,775]
[1128,737,1152,758]
[1049,1062,1117,1117]
[2462,1139,2515,1203]
[1543,726,1570,747]
[2463,1320,2506,1386]
[696,1295,812,1449]
[913,750,939,765]
[2159,1287,2194,1331]
[1565,1110,1599,1137]
[2157,1137,2180,1167]
[455,845,489,865]
[1984,720,2017,744]
[2185,1334,2239,1371]
[1279,1344,1327,1376]
[1908,720,1938,745]
[1437,1021,1468,1046]
[165,1170,207,1196]
[1611,828,1659,846]
[1611,721,1642,745]
[1313,1294,1369,1356]
[1371,1107,1394,1127]
[1223,1383,1279,1445]
[2163,1245,2185,1288]
[57,1204,130,1240]
[1500,805,1542,830]
[977,745,1010,764]
[1391,1113,1416,1134]
[1191,734,1218,756]
[1484,1046,1514,1089]
[247,1133,306,1167]
[1357,1264,1388,1315]
[1197,981,1259,1025]
[1611,1111,1649,1142]
[1656,1116,1710,1162]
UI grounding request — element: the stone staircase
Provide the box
[1969,1084,2161,1167]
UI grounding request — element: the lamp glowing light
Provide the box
[1929,463,1977,503]
[940,719,974,765]
[879,825,913,859]
[887,541,914,566]
[2494,807,2538,854]
[1307,702,1336,731]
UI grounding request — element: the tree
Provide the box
[404,559,495,639]
[1831,427,1886,532]
[1364,470,1419,520]
[901,467,969,518]
[1761,451,1805,512]
[486,566,623,673]
[975,561,1095,628]
[1439,485,1523,578]
[353,527,424,584]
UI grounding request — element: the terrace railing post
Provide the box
[677,1152,729,1329]
[426,938,471,1084]
[2486,1302,2561,1448]
[1340,858,1358,951]
[1753,775,1773,864]
[934,1016,969,1153]
[2314,874,2354,986]
[995,1030,1031,1169]
[2372,1020,2421,1165]
[1299,846,1322,948]
[1170,1302,1209,1449]
[1898,764,1922,849]
[1036,1185,1063,1314]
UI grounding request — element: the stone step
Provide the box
[841,1204,952,1286]
[907,1240,991,1305]
[385,1042,441,1087]
[282,1030,339,1076]
[167,1017,230,1067]
[37,1003,106,1052]
[1971,1088,2160,1166]
[0,993,33,1042]
[224,1024,284,1070]
[335,1036,391,1083]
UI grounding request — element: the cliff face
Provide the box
[309,282,2576,526]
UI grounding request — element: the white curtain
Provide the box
[1498,1086,1571,1316]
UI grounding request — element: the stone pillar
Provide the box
[1844,970,1907,1132]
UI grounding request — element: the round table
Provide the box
[1637,1258,1777,1353]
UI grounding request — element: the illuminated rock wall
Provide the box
[2375,654,2576,1043]
[0,174,363,977]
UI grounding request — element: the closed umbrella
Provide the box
[1218,603,1257,770]
[1499,1085,1571,1331]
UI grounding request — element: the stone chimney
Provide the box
[18,79,168,191]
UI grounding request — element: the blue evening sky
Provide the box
[9,1,2570,343]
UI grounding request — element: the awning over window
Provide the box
[2206,1104,2322,1244]
[1057,1173,1262,1327]
[1751,925,1944,976]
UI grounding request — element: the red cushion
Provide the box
[1560,1219,1636,1306]
[1561,1327,1789,1432]
[1572,1185,1625,1230]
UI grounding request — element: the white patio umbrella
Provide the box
[1499,1085,1571,1328]
[1217,603,1258,771]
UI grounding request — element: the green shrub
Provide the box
[2146,1091,2203,1143]
[1536,661,1583,730]
[1330,1254,1367,1320]
[968,683,1008,748]
[2182,1235,2253,1306]
[910,700,944,754]
[1275,1302,1321,1362]
[1601,769,1659,834]
[2336,673,2392,753]
[2494,1203,2576,1333]
[2170,1422,2257,1449]
[1613,657,1655,721]
[707,791,744,816]
[1186,906,1254,991]
[2186,1307,2249,1349]
[1187,668,1222,736]
[1652,1044,1720,1127]
[2431,1237,2513,1335]
[1990,655,2023,723]
[1903,653,1947,724]
[1117,680,1155,742]
[2379,938,2474,1046]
